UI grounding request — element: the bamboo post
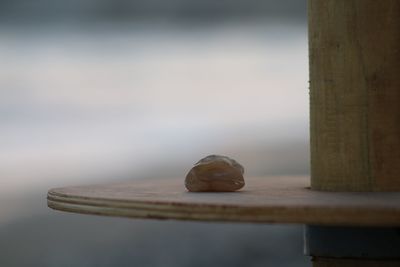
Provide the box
[308,0,400,265]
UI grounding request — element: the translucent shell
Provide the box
[185,155,245,192]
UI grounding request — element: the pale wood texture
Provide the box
[48,176,400,226]
[309,0,400,191]
[312,258,400,267]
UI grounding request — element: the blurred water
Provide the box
[0,20,309,266]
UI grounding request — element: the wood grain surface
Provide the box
[48,176,400,226]
[309,0,400,191]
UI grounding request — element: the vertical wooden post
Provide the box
[309,0,400,192]
[308,0,400,265]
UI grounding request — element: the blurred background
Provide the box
[0,0,309,266]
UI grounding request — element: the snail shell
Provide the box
[185,155,245,192]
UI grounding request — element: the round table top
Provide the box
[47,176,400,226]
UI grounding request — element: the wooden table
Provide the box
[47,176,400,227]
[48,0,400,266]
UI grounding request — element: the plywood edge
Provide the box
[47,186,400,226]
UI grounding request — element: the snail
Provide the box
[185,155,245,192]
